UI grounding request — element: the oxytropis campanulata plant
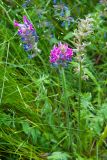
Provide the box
[49,42,73,150]
[14,16,41,59]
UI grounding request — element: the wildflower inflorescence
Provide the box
[73,16,94,54]
[73,15,94,80]
[53,1,74,30]
[50,42,73,67]
[99,0,107,5]
[14,16,40,58]
[22,0,32,8]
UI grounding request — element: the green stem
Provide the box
[61,67,71,150]
[61,68,69,125]
[78,60,82,151]
[96,143,99,160]
[78,61,82,128]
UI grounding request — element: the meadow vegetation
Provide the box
[0,0,107,159]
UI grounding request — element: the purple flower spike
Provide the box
[14,20,19,27]
[49,42,73,67]
[53,0,57,4]
[14,16,34,36]
[22,0,31,8]
[14,16,40,56]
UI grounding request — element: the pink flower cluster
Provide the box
[49,42,73,67]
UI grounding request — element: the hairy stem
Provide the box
[78,60,82,152]
[61,67,71,151]
[78,60,82,128]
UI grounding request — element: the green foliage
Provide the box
[47,152,70,160]
[0,0,107,160]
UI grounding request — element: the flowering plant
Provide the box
[14,16,40,58]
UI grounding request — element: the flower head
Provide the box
[14,16,40,58]
[50,42,73,67]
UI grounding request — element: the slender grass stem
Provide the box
[61,68,69,124]
[0,43,9,104]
